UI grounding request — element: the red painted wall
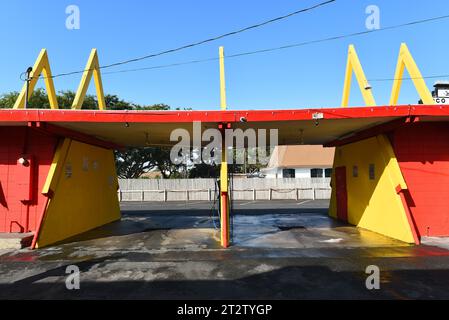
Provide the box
[0,127,58,233]
[392,122,449,237]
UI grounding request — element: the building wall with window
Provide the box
[262,145,335,179]
[264,167,332,178]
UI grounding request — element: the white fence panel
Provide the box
[118,178,331,202]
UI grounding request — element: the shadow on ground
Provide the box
[3,261,449,299]
[2,200,449,299]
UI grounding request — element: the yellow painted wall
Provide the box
[36,139,120,247]
[329,135,414,243]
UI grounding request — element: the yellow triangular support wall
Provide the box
[72,49,106,110]
[13,49,59,109]
[389,43,434,105]
[341,45,376,107]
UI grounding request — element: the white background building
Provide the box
[262,145,335,178]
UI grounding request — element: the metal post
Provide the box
[24,67,32,109]
[253,188,256,201]
[219,46,230,248]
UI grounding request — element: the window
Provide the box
[283,169,295,178]
[369,164,375,180]
[353,166,358,178]
[310,168,323,178]
[325,168,332,178]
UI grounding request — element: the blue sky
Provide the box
[1,0,448,110]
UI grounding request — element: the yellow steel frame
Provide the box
[219,46,230,247]
[72,49,106,110]
[42,138,72,196]
[13,49,59,109]
[389,43,434,105]
[13,48,106,110]
[341,45,376,107]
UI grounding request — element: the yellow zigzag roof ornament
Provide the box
[341,43,434,107]
[389,43,434,105]
[13,48,106,110]
[341,45,376,107]
[13,49,59,109]
[72,49,106,110]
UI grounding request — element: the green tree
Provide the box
[0,91,19,108]
[0,89,58,109]
[115,146,184,179]
[188,162,218,178]
[0,89,110,109]
[105,94,135,110]
[115,148,155,179]
[135,103,170,111]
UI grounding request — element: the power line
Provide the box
[229,14,449,58]
[102,58,218,75]
[26,12,449,82]
[370,74,449,82]
[100,13,449,81]
[40,0,336,80]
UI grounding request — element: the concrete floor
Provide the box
[1,200,449,299]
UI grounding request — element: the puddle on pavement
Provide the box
[3,207,449,263]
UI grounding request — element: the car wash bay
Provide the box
[2,106,449,298]
[1,106,449,249]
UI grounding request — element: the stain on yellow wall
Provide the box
[36,139,120,247]
[329,135,414,243]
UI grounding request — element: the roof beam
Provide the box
[325,116,420,147]
[28,122,122,150]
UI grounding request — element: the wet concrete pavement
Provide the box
[1,200,449,299]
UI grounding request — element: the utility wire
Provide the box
[32,0,335,80]
[369,74,449,82]
[25,12,449,82]
[97,13,449,81]
[102,58,219,75]
[100,0,335,69]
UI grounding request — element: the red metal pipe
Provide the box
[221,192,229,248]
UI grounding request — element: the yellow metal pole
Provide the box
[219,46,230,248]
[13,49,59,109]
[219,47,227,111]
[72,49,106,110]
[341,45,376,107]
[389,43,434,105]
[341,48,353,107]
